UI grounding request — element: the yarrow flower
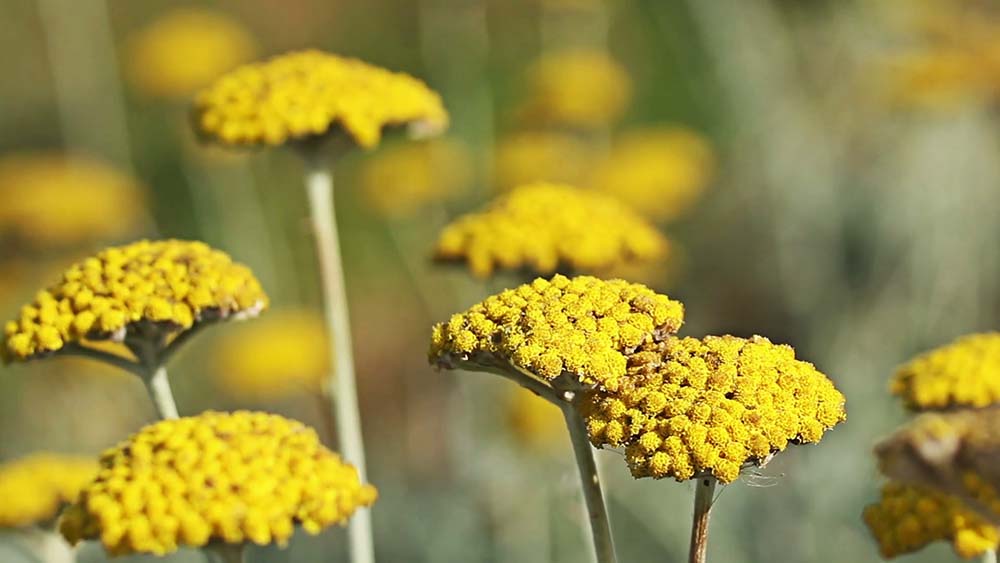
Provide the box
[3,239,267,361]
[359,138,472,217]
[194,49,448,148]
[0,153,145,249]
[0,454,97,529]
[126,8,257,99]
[517,49,632,129]
[493,131,595,191]
[60,411,377,556]
[583,335,846,483]
[890,332,1000,411]
[434,182,670,278]
[430,274,684,391]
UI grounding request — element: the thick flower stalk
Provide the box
[434,182,671,279]
[60,411,377,558]
[890,332,1000,411]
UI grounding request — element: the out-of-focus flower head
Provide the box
[360,138,472,218]
[517,49,632,129]
[0,453,97,529]
[589,127,714,223]
[505,386,566,452]
[890,332,1000,411]
[434,182,670,278]
[126,8,257,100]
[493,131,595,191]
[212,309,328,401]
[583,335,846,483]
[3,239,268,361]
[430,274,684,391]
[863,481,999,559]
[194,49,448,149]
[60,411,377,556]
[0,153,145,250]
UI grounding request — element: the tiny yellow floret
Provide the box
[0,454,97,529]
[891,332,1000,411]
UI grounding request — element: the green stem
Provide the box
[144,365,179,420]
[984,550,997,563]
[688,477,717,563]
[58,343,143,377]
[302,150,374,563]
[21,526,75,563]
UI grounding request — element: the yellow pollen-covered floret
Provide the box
[2,239,268,361]
[517,49,632,129]
[360,139,472,217]
[0,454,98,529]
[429,274,684,390]
[890,332,1000,411]
[863,481,999,559]
[193,49,448,148]
[583,335,846,483]
[59,411,377,556]
[434,182,671,278]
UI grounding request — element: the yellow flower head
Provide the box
[60,411,377,556]
[430,274,684,391]
[589,127,715,223]
[583,335,846,483]
[493,131,595,191]
[126,8,257,100]
[194,49,448,148]
[518,49,632,129]
[0,153,145,249]
[890,332,1000,411]
[360,139,472,217]
[506,387,566,452]
[0,454,97,529]
[863,481,999,559]
[3,239,268,361]
[434,182,670,278]
[212,309,328,401]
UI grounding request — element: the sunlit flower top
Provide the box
[0,153,145,249]
[434,182,670,278]
[3,239,268,361]
[506,387,566,452]
[126,8,257,99]
[584,335,846,483]
[0,454,97,528]
[589,127,715,223]
[212,309,328,400]
[517,49,632,129]
[430,274,684,391]
[890,332,1000,411]
[863,481,999,559]
[194,49,448,148]
[60,411,377,556]
[360,139,472,217]
[493,131,595,191]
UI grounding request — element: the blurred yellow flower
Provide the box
[890,332,1000,411]
[584,335,846,483]
[126,8,257,100]
[589,127,714,223]
[194,49,448,148]
[60,411,377,556]
[0,153,145,249]
[434,182,670,278]
[0,453,97,528]
[3,239,268,361]
[506,387,565,452]
[518,49,632,129]
[493,131,595,191]
[212,309,328,400]
[360,139,472,217]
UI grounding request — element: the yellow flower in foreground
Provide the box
[213,309,328,400]
[60,411,377,556]
[506,387,566,452]
[360,139,472,217]
[126,8,256,99]
[0,454,97,529]
[863,481,998,559]
[0,153,144,249]
[434,182,670,278]
[583,335,846,483]
[589,127,714,223]
[430,274,684,391]
[194,49,448,148]
[493,131,595,191]
[3,239,268,361]
[890,332,1000,411]
[518,49,632,129]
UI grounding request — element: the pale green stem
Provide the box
[21,526,75,563]
[984,550,997,563]
[688,477,717,563]
[303,151,374,563]
[144,365,179,420]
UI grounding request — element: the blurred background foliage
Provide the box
[1,0,999,561]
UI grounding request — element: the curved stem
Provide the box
[688,477,717,563]
[58,343,143,377]
[145,365,179,420]
[302,150,374,563]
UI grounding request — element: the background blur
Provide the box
[1,0,999,561]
